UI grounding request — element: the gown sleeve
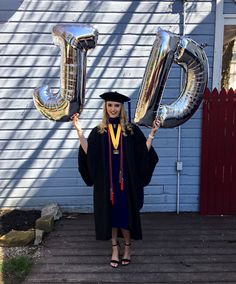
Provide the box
[133,125,159,187]
[78,127,99,186]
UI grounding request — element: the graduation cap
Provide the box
[100,91,130,103]
[100,91,131,122]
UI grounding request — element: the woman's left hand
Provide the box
[146,117,162,149]
[151,117,161,135]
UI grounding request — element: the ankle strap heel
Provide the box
[122,243,131,266]
[110,241,120,268]
[112,241,120,247]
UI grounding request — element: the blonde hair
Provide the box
[98,102,133,136]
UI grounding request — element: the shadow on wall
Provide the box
[0,0,215,212]
[0,0,23,24]
[1,0,151,211]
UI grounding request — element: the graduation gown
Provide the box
[78,124,158,240]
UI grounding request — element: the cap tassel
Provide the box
[128,101,131,123]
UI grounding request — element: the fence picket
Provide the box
[210,88,221,214]
[219,88,227,214]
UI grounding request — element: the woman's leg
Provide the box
[121,228,131,265]
[110,227,119,267]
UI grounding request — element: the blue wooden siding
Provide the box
[224,0,236,14]
[0,0,216,212]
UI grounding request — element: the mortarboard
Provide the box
[100,91,130,103]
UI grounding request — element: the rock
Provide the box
[34,229,44,245]
[0,209,41,235]
[35,215,54,233]
[41,203,62,220]
[0,229,35,247]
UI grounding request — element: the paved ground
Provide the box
[24,212,236,283]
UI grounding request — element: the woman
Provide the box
[72,91,160,268]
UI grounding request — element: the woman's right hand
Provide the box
[72,113,88,153]
[72,113,83,133]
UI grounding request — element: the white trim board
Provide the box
[212,0,224,90]
[224,17,236,24]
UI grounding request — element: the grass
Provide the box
[0,255,33,284]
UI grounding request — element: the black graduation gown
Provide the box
[78,124,158,240]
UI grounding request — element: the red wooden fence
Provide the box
[200,88,236,215]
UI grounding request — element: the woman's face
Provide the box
[106,101,122,118]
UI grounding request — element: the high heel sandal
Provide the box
[110,242,120,268]
[121,243,131,266]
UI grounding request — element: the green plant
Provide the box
[0,255,33,284]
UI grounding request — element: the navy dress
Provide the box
[106,118,129,230]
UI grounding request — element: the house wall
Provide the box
[224,0,236,14]
[0,0,216,212]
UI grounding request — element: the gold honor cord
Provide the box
[108,124,121,149]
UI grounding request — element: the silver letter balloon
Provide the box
[134,28,209,128]
[33,24,98,121]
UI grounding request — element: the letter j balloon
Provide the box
[33,24,98,122]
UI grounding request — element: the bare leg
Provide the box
[110,227,119,268]
[121,228,131,265]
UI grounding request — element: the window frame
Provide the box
[212,1,236,89]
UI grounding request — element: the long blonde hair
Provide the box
[98,102,133,136]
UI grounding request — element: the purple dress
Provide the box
[106,117,129,229]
